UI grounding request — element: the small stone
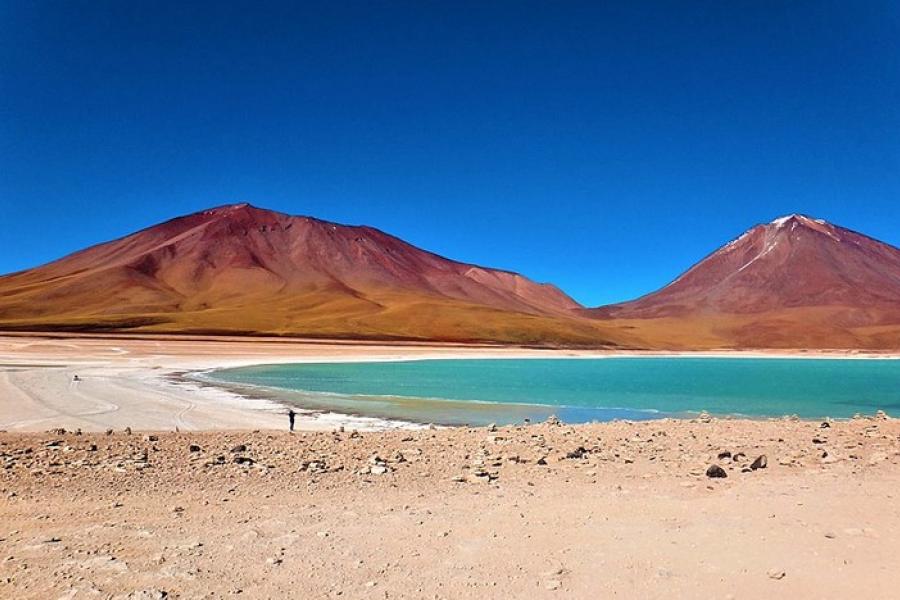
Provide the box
[230,444,247,453]
[565,447,588,459]
[487,423,497,432]
[750,455,767,470]
[824,532,837,539]
[144,434,158,442]
[369,465,388,475]
[189,444,201,453]
[717,450,732,460]
[767,569,786,580]
[119,590,168,600]
[124,427,132,435]
[545,580,562,591]
[705,465,727,478]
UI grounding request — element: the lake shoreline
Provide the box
[1,334,898,432]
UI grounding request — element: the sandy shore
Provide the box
[0,334,608,432]
[3,417,900,599]
[1,334,896,433]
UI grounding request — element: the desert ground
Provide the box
[1,335,900,599]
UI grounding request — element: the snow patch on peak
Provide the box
[723,230,751,251]
[771,214,799,227]
[770,214,831,228]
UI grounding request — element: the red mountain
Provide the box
[0,204,629,345]
[586,215,900,349]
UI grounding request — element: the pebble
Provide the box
[767,569,786,580]
[750,455,767,470]
[705,465,727,478]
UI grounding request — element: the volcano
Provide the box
[0,204,630,345]
[586,215,900,349]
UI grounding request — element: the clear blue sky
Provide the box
[2,1,898,306]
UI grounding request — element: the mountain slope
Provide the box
[0,204,630,345]
[585,215,900,349]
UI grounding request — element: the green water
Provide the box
[204,357,900,425]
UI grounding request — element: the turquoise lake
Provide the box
[205,358,900,425]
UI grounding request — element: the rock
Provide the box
[705,465,727,478]
[565,447,588,459]
[717,450,731,460]
[875,410,889,420]
[230,444,247,453]
[750,455,767,470]
[820,421,831,428]
[369,465,388,475]
[487,423,497,432]
[812,438,826,444]
[767,569,786,580]
[116,591,167,600]
[144,435,158,442]
[105,428,114,435]
[124,427,132,435]
[188,444,201,453]
[233,456,255,465]
[536,457,548,466]
[545,580,562,591]
[302,460,327,473]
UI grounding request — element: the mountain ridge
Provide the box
[1,206,899,349]
[0,203,620,346]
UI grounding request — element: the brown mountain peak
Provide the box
[587,215,900,348]
[0,203,604,345]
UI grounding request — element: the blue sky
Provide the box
[2,1,898,306]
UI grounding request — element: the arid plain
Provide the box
[2,335,900,599]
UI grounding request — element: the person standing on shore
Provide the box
[288,409,296,432]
